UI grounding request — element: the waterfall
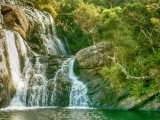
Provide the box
[26,9,68,55]
[50,15,68,55]
[63,36,71,55]
[3,30,28,107]
[68,58,89,107]
[6,8,70,108]
[26,59,48,107]
[50,57,90,108]
[2,6,90,109]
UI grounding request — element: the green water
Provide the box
[0,108,159,120]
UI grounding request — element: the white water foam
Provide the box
[68,58,90,108]
[4,30,28,107]
[3,8,89,109]
[50,15,68,55]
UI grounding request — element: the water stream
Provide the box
[69,58,89,107]
[4,8,89,109]
[3,30,28,107]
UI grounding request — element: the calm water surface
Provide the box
[0,108,160,120]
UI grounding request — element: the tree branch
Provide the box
[92,37,150,80]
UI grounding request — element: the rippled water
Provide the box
[0,108,159,120]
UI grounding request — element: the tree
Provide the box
[72,0,101,41]
[73,1,149,80]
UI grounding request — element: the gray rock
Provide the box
[86,78,117,108]
[114,90,160,110]
[78,69,117,108]
[53,69,71,107]
[76,42,111,69]
[0,55,2,62]
[139,95,160,111]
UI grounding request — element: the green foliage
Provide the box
[26,0,59,17]
[101,64,126,88]
[72,0,101,36]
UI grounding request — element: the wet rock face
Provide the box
[26,55,72,107]
[87,79,118,107]
[1,3,28,39]
[78,69,118,108]
[45,55,73,107]
[0,76,3,102]
[76,42,112,69]
[53,70,71,107]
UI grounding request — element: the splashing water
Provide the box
[68,58,90,107]
[3,30,28,107]
[50,57,90,108]
[3,7,90,109]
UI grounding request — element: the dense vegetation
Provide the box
[26,0,160,99]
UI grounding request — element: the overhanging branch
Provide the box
[92,37,150,80]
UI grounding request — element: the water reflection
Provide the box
[0,108,160,120]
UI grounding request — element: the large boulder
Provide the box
[1,3,28,39]
[76,42,111,69]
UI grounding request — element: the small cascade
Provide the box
[49,57,90,108]
[68,58,90,107]
[3,30,28,107]
[25,57,48,107]
[50,15,68,55]
[5,30,22,86]
[63,36,71,55]
[27,9,68,55]
[49,58,71,106]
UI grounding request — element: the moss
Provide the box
[79,58,85,62]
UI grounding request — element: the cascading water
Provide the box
[50,57,90,108]
[3,6,90,109]
[24,8,67,55]
[4,30,22,86]
[63,36,71,55]
[50,15,68,55]
[3,30,28,107]
[68,58,90,107]
[25,57,48,107]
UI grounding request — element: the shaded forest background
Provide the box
[26,0,160,99]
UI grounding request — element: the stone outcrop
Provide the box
[45,55,72,107]
[0,73,3,102]
[78,69,118,108]
[113,90,160,110]
[76,42,111,69]
[1,3,28,39]
[76,43,160,110]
